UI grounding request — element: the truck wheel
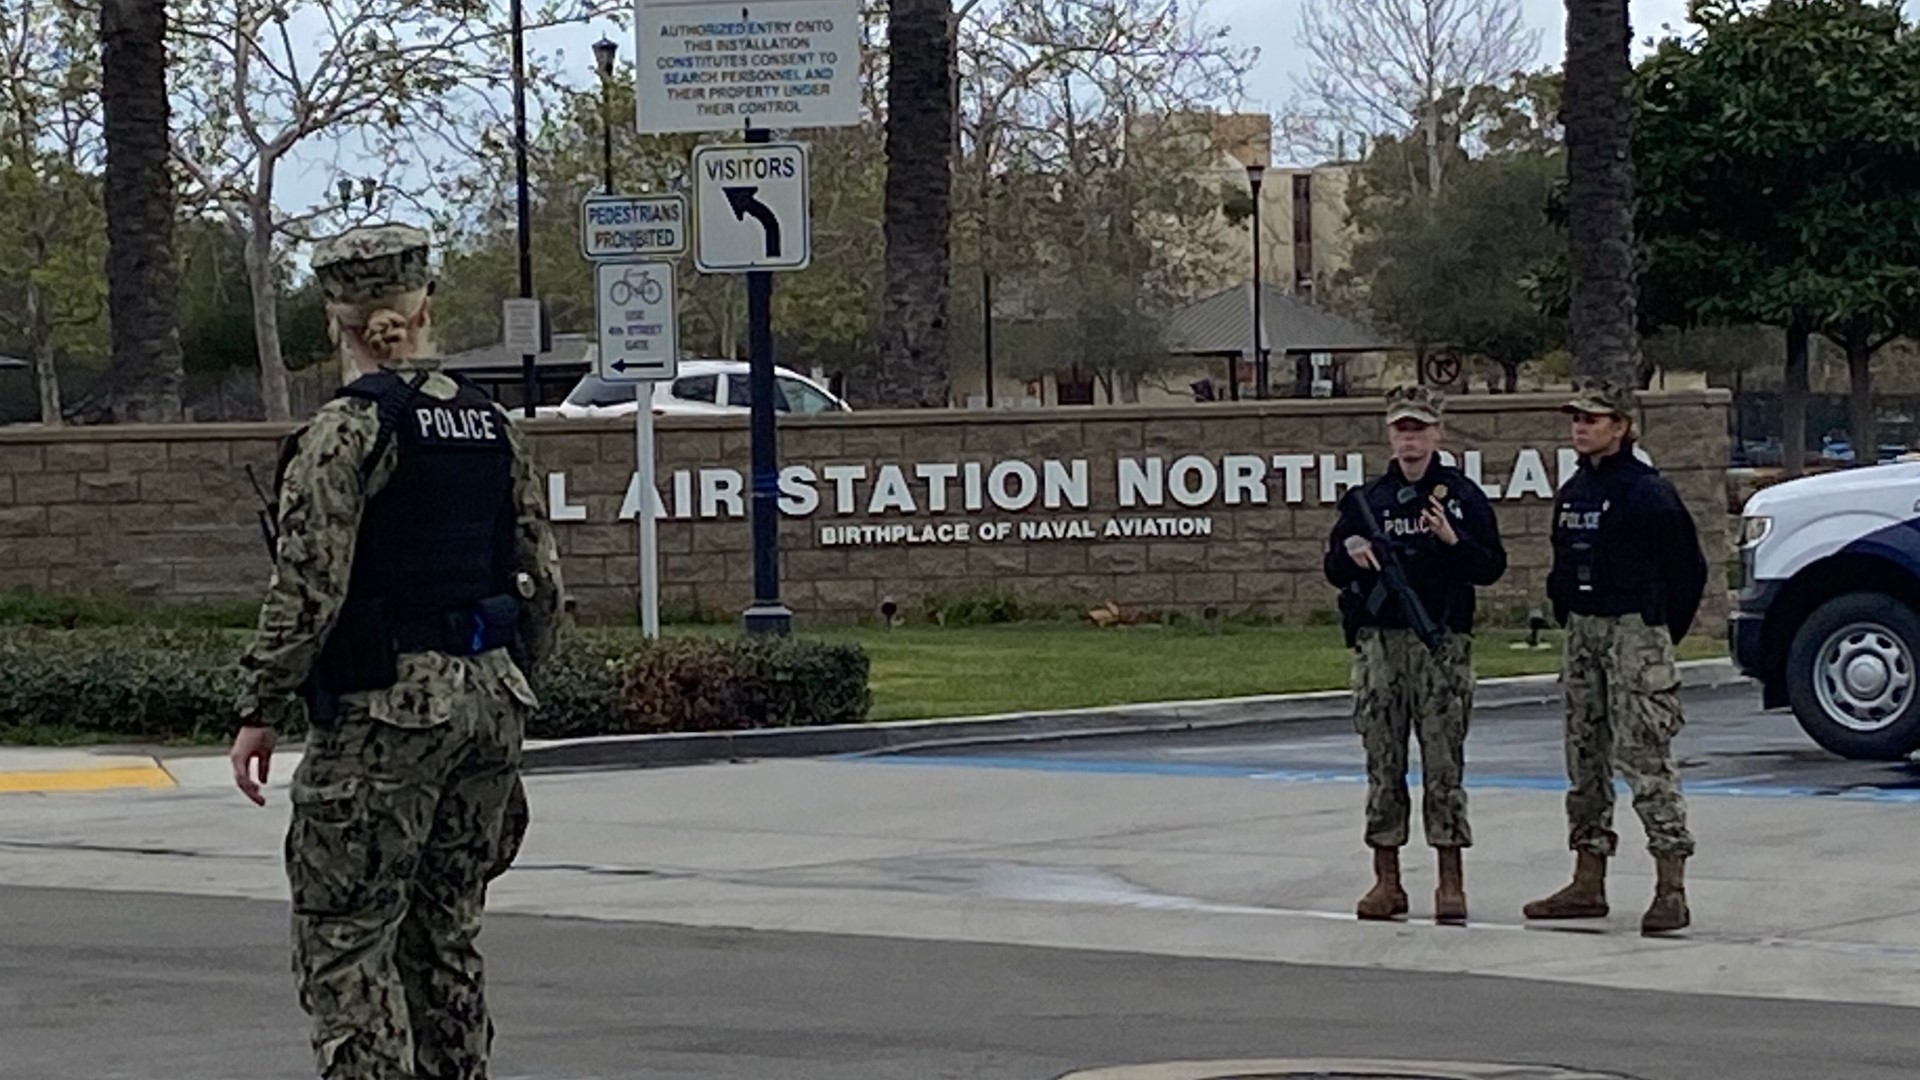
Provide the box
[1785,592,1920,760]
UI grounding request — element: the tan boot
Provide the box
[1522,851,1610,920]
[1356,846,1409,921]
[1641,854,1691,935]
[1434,847,1467,925]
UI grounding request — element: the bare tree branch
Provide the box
[1280,0,1540,169]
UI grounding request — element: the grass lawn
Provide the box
[712,624,1729,722]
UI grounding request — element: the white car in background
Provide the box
[539,359,851,419]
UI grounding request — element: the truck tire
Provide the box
[1785,591,1920,760]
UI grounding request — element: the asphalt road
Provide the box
[2,884,1914,1080]
[876,686,1920,801]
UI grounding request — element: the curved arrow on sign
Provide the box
[724,186,782,258]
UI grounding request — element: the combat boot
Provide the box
[1356,846,1408,921]
[1640,854,1691,935]
[1434,847,1467,925]
[1522,851,1609,920]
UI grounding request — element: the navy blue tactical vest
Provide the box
[334,370,517,627]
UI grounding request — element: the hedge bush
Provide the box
[0,627,250,743]
[0,626,870,745]
[622,636,871,732]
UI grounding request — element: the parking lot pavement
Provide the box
[5,883,1916,1080]
[4,680,1919,1023]
[867,685,1920,802]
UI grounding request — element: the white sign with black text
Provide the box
[633,0,862,134]
[693,141,811,273]
[581,194,689,261]
[501,297,542,355]
[594,260,680,383]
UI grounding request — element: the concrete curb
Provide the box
[521,658,1746,774]
[0,752,179,795]
[1053,1061,1641,1080]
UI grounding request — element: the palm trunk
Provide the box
[879,0,955,408]
[100,0,184,422]
[1845,320,1874,467]
[244,193,292,421]
[1561,0,1642,388]
[1782,319,1810,478]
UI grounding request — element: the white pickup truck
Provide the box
[1733,462,1920,760]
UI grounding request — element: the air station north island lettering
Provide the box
[544,445,1624,547]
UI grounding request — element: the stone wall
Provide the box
[0,390,1732,633]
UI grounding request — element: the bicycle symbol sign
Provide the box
[595,260,678,384]
[610,267,665,308]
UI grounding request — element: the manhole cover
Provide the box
[1056,1061,1644,1080]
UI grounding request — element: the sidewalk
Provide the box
[1,729,1916,1012]
[0,658,1744,793]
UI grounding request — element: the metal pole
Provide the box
[741,124,791,636]
[1251,172,1266,399]
[512,0,535,418]
[601,85,615,194]
[983,267,995,408]
[636,384,660,638]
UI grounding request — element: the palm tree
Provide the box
[1561,0,1642,388]
[100,0,185,421]
[877,0,954,407]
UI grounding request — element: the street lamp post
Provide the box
[1246,163,1267,399]
[981,175,997,409]
[593,37,618,194]
[511,0,535,418]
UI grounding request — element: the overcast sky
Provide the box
[1220,0,1698,114]
[271,0,1915,255]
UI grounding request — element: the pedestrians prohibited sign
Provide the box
[595,261,679,382]
[693,141,810,273]
[581,194,688,260]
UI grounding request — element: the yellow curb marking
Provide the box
[0,764,177,794]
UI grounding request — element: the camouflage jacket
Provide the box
[235,359,565,727]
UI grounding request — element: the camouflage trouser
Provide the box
[1561,613,1695,859]
[285,681,526,1080]
[1352,628,1475,849]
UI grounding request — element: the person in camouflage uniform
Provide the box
[1324,386,1507,925]
[227,222,565,1078]
[1524,378,1707,936]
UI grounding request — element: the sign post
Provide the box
[637,0,857,637]
[593,258,678,639]
[691,134,811,635]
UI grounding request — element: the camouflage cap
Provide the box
[1561,376,1637,418]
[1384,384,1443,425]
[310,222,433,305]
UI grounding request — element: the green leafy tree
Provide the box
[996,265,1169,403]
[0,0,108,425]
[167,0,604,420]
[1632,0,1920,472]
[1344,76,1565,390]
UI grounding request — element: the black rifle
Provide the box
[1348,486,1447,654]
